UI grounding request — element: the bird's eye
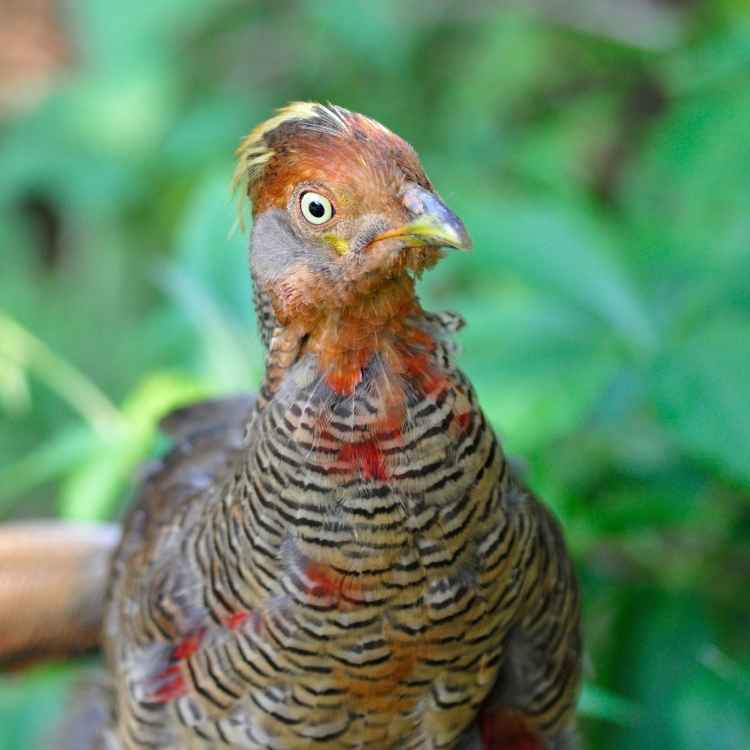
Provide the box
[300,191,334,225]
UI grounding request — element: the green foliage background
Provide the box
[1,1,749,747]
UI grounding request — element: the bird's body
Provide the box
[74,103,580,750]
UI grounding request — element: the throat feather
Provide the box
[259,275,462,488]
[301,277,448,483]
[304,275,439,398]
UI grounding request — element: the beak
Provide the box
[372,184,472,251]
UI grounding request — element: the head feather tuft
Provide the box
[232,102,354,231]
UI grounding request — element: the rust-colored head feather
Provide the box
[233,102,428,224]
[233,102,472,397]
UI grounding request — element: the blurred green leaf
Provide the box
[158,265,263,391]
[59,373,206,520]
[173,172,252,322]
[0,313,124,436]
[456,293,621,454]
[700,646,750,704]
[650,314,750,486]
[665,22,750,92]
[0,664,78,750]
[462,199,656,353]
[0,427,93,513]
[624,85,750,281]
[0,359,31,414]
[586,475,704,535]
[580,683,640,725]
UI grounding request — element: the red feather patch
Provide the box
[339,438,388,481]
[150,665,187,703]
[454,410,472,434]
[223,611,250,631]
[223,609,264,634]
[403,352,447,395]
[479,708,545,750]
[171,628,205,661]
[147,627,206,703]
[303,560,363,606]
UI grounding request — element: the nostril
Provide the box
[402,183,428,216]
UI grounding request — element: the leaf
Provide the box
[586,474,705,535]
[0,312,123,436]
[664,21,750,93]
[649,313,750,486]
[0,360,30,414]
[0,664,79,750]
[580,683,640,725]
[59,373,206,520]
[458,199,656,354]
[73,0,229,69]
[172,172,252,324]
[0,427,94,514]
[623,85,750,279]
[157,264,264,391]
[604,591,714,750]
[452,292,622,453]
[301,0,414,75]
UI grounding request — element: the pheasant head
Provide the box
[233,103,471,395]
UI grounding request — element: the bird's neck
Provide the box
[304,274,433,395]
[259,274,443,406]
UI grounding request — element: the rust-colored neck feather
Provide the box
[303,274,432,395]
[258,272,445,421]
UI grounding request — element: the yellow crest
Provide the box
[231,102,352,231]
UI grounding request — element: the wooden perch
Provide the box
[0,521,119,667]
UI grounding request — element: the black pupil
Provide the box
[308,199,326,218]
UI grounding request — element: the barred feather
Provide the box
[99,105,581,750]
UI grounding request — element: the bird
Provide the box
[4,102,582,750]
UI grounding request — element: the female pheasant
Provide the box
[66,103,581,749]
